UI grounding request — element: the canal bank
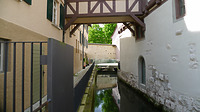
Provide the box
[118,70,169,112]
[77,64,170,112]
[77,65,97,112]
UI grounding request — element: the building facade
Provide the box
[0,0,88,111]
[111,23,133,61]
[120,0,200,111]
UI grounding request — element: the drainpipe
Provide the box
[62,1,66,43]
[82,24,85,69]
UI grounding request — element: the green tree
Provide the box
[94,89,119,112]
[102,90,119,112]
[88,24,117,44]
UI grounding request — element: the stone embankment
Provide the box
[118,67,200,112]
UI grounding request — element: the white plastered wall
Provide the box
[121,0,200,98]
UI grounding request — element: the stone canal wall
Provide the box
[118,70,200,112]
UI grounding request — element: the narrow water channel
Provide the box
[93,70,162,112]
[118,80,161,112]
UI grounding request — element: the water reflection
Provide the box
[118,80,160,112]
[94,89,119,112]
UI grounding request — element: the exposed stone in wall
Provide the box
[171,55,178,63]
[118,68,200,112]
[146,40,153,56]
[189,43,198,69]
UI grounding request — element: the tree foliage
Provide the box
[95,89,119,112]
[88,24,117,44]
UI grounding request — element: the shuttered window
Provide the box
[80,31,82,44]
[175,0,185,19]
[24,0,32,5]
[47,0,53,21]
[60,5,64,29]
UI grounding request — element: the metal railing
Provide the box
[0,41,48,112]
[74,62,95,112]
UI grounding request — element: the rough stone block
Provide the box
[178,95,192,107]
[167,83,172,90]
[155,80,161,87]
[193,98,200,111]
[149,77,154,83]
[159,73,164,81]
[176,104,183,112]
[169,90,177,102]
[163,91,169,99]
[148,65,154,70]
[165,100,171,108]
[158,97,165,105]
[164,75,169,82]
[170,102,175,109]
[155,71,159,79]
[158,86,164,96]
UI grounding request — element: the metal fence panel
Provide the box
[47,38,74,112]
[0,41,47,112]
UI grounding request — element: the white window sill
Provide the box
[52,23,61,30]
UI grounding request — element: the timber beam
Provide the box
[122,22,135,36]
[143,0,168,17]
[70,24,81,37]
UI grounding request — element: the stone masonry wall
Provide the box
[118,67,200,112]
[85,44,116,60]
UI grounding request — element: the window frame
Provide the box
[52,0,58,25]
[0,42,4,72]
[138,56,146,86]
[175,0,186,19]
[59,4,64,29]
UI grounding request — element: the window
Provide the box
[52,0,58,25]
[80,31,82,44]
[47,0,59,25]
[135,25,145,40]
[24,0,32,5]
[76,39,77,53]
[86,40,88,48]
[138,56,146,85]
[0,42,4,72]
[78,41,79,53]
[175,0,185,19]
[47,0,53,21]
[59,4,64,29]
[0,39,8,73]
[82,34,84,46]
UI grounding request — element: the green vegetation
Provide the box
[88,24,117,44]
[95,89,119,112]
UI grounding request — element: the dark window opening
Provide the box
[139,56,146,85]
[59,4,64,29]
[47,0,53,21]
[135,25,145,40]
[24,0,32,5]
